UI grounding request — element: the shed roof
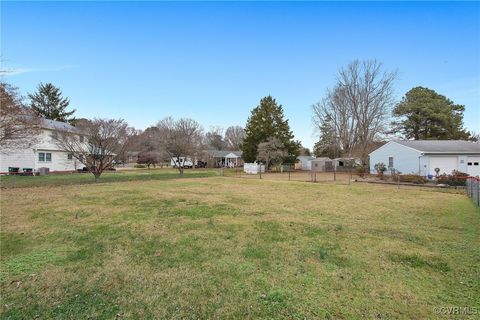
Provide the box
[297,156,315,160]
[393,140,480,154]
[310,157,331,161]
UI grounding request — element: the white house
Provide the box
[369,140,480,177]
[206,150,243,168]
[0,118,86,174]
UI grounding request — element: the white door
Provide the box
[467,157,480,177]
[429,156,458,176]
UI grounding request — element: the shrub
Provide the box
[374,163,387,179]
[437,170,468,186]
[398,174,427,184]
[356,164,368,178]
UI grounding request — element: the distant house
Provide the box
[0,118,86,174]
[206,150,243,168]
[369,140,480,177]
[296,156,315,170]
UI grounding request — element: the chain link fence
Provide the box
[222,168,356,184]
[222,168,480,198]
[466,178,480,207]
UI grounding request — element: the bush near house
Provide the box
[374,162,387,179]
[437,170,468,186]
[397,174,427,184]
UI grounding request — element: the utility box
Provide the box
[38,167,50,176]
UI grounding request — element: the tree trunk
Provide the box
[94,173,101,182]
[179,167,184,176]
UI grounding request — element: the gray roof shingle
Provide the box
[394,140,480,153]
[40,118,82,133]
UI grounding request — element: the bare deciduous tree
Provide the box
[257,137,286,171]
[156,117,203,175]
[205,126,225,150]
[225,125,245,150]
[0,82,40,153]
[137,150,160,169]
[53,118,133,182]
[313,60,396,163]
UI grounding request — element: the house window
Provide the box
[475,162,479,166]
[468,162,473,166]
[388,157,394,168]
[80,135,84,142]
[38,152,52,162]
[68,153,73,160]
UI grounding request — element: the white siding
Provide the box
[369,141,422,174]
[35,150,79,172]
[0,128,83,173]
[0,149,36,173]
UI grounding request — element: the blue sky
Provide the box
[2,1,479,149]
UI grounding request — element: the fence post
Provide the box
[477,179,479,207]
[259,169,262,179]
[397,174,400,189]
[288,171,291,181]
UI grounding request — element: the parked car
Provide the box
[196,161,207,168]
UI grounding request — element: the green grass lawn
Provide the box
[1,177,479,319]
[0,168,218,188]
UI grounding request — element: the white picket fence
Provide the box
[243,163,265,174]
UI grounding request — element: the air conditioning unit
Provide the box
[38,167,50,176]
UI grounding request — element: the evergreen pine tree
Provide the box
[29,83,76,124]
[392,87,470,140]
[241,96,300,163]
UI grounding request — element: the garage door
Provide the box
[429,156,458,175]
[467,157,480,177]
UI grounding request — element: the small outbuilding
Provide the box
[368,140,480,177]
[310,157,333,172]
[296,156,316,170]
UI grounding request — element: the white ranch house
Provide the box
[0,118,86,174]
[369,140,480,177]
